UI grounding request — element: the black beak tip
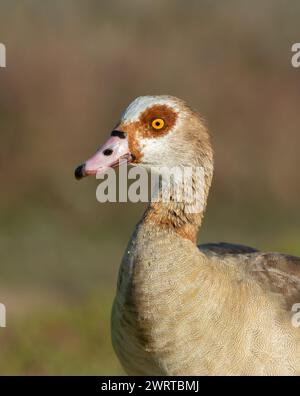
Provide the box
[74,164,85,180]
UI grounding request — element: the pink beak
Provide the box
[75,131,132,179]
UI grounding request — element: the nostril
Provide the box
[103,148,113,156]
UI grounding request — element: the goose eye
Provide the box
[151,118,165,130]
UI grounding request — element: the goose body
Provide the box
[76,95,300,375]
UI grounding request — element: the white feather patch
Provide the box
[121,96,181,123]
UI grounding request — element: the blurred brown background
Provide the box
[0,0,299,374]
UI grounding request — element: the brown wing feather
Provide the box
[199,242,259,255]
[199,242,300,307]
[245,252,300,307]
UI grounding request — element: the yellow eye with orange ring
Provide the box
[151,118,165,130]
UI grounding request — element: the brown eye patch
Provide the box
[117,104,178,165]
[139,104,178,137]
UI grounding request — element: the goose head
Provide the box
[75,95,213,183]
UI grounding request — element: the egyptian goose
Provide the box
[75,95,300,375]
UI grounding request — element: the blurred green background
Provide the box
[0,0,299,374]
